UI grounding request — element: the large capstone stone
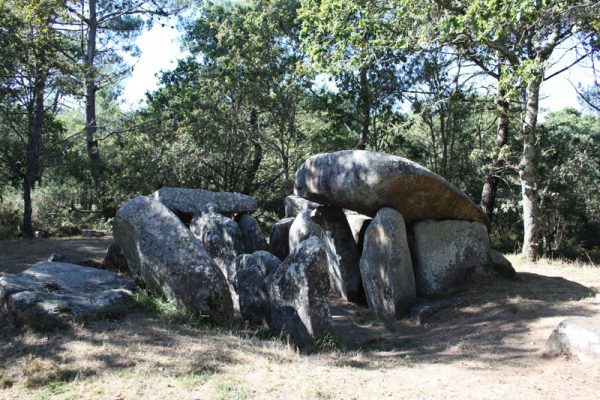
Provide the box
[153,187,258,217]
[294,150,488,225]
[360,208,416,319]
[411,219,491,297]
[191,211,244,311]
[547,317,600,362]
[269,218,294,260]
[0,262,134,328]
[289,207,364,303]
[266,237,332,349]
[235,213,268,253]
[284,195,320,218]
[113,196,233,326]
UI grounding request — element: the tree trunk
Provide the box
[480,84,509,220]
[519,76,542,260]
[242,108,262,195]
[356,65,370,150]
[85,0,101,201]
[22,62,46,238]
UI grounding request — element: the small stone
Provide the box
[546,317,600,362]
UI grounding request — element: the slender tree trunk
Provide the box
[480,85,509,220]
[23,63,46,238]
[519,75,542,259]
[85,0,101,201]
[356,65,370,150]
[242,108,262,195]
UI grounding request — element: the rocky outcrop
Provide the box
[266,237,332,349]
[269,218,294,260]
[235,213,268,253]
[547,317,600,362]
[0,262,134,328]
[153,187,257,216]
[284,195,320,218]
[359,208,416,318]
[294,150,488,225]
[411,219,490,297]
[113,196,233,326]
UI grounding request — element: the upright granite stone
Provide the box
[294,150,488,225]
[284,195,320,218]
[266,237,332,349]
[234,253,273,325]
[153,187,258,216]
[113,196,233,326]
[360,208,416,319]
[103,241,129,273]
[251,250,281,276]
[489,249,516,279]
[268,218,294,260]
[289,207,364,303]
[412,219,491,297]
[191,211,244,310]
[546,317,600,362]
[344,210,371,250]
[235,213,268,253]
[0,262,134,327]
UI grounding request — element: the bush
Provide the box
[0,197,20,239]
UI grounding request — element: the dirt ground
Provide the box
[0,238,599,400]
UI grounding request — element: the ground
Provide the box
[0,238,599,400]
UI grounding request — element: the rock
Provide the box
[268,218,294,260]
[81,229,106,238]
[235,213,268,253]
[103,242,129,273]
[289,207,364,303]
[412,220,491,297]
[47,253,103,269]
[234,254,269,325]
[0,262,134,328]
[294,150,488,225]
[190,211,244,311]
[410,299,464,325]
[113,196,233,326]
[489,249,516,279]
[251,250,281,277]
[344,210,371,250]
[284,195,320,218]
[153,187,258,217]
[359,208,416,318]
[266,237,332,349]
[546,317,600,362]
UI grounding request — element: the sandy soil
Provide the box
[0,239,598,400]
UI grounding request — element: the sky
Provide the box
[121,24,597,114]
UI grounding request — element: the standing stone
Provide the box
[294,150,488,225]
[234,254,269,325]
[153,187,258,216]
[489,249,516,279]
[191,211,244,310]
[103,241,129,273]
[284,195,320,218]
[266,237,332,349]
[269,218,294,260]
[251,250,281,277]
[235,213,268,253]
[546,317,600,362]
[412,219,491,297]
[344,210,371,254]
[360,208,416,319]
[289,207,364,303]
[113,196,233,326]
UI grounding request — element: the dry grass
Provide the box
[1,241,599,400]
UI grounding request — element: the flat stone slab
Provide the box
[153,187,258,215]
[0,262,135,327]
[294,150,488,225]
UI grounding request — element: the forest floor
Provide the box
[0,238,599,400]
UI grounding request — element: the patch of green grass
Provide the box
[213,379,248,400]
[315,333,348,352]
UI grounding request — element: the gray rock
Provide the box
[268,218,294,260]
[344,210,371,247]
[412,220,491,297]
[0,262,134,327]
[294,150,488,225]
[360,208,416,318]
[289,207,364,303]
[190,211,244,311]
[153,187,258,216]
[235,213,268,253]
[266,237,332,349]
[103,242,129,273]
[113,196,233,326]
[410,299,464,325]
[489,249,516,279]
[547,317,600,362]
[234,254,269,325]
[284,195,320,218]
[252,250,281,277]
